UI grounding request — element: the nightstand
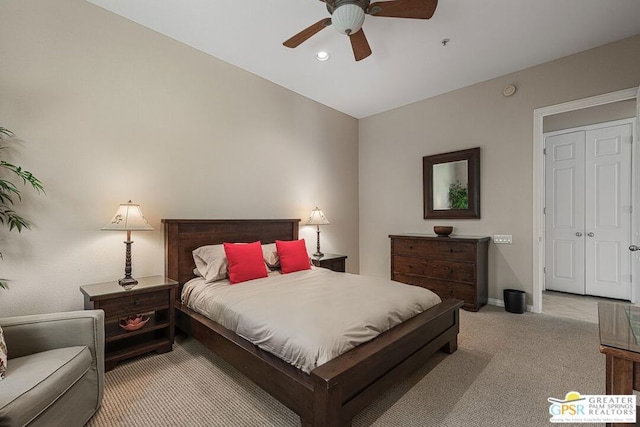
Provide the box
[80,275,178,371]
[312,253,347,273]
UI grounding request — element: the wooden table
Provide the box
[311,253,347,272]
[598,301,640,427]
[81,275,178,371]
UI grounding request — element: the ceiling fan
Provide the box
[283,0,438,61]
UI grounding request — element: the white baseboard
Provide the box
[487,298,533,313]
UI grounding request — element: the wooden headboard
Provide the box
[163,219,300,297]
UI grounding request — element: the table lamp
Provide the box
[102,200,153,289]
[307,207,330,258]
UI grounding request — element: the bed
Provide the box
[163,219,463,427]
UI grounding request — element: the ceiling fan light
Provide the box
[331,4,365,35]
[316,51,330,61]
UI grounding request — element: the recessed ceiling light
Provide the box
[316,51,330,61]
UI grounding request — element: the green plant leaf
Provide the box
[448,181,469,209]
[0,126,44,291]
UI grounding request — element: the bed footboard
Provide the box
[176,298,461,427]
[175,303,316,420]
[307,298,462,426]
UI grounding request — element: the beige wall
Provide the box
[359,35,640,305]
[0,0,359,316]
[1,1,638,317]
[544,99,636,132]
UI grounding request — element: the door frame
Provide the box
[533,87,638,313]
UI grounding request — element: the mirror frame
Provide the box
[423,147,480,219]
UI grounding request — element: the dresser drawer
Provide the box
[97,291,170,319]
[393,256,475,283]
[392,238,476,261]
[393,273,476,302]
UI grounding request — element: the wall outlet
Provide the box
[493,234,513,244]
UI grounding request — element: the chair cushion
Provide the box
[0,346,91,427]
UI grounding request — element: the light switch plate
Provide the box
[493,234,513,244]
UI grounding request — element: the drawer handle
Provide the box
[133,299,141,307]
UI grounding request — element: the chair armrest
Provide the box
[0,310,104,363]
[1,310,106,408]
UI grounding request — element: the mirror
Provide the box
[423,147,480,219]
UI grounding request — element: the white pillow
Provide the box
[192,245,228,283]
[262,243,280,269]
[194,243,278,281]
[0,326,7,380]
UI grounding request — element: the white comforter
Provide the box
[182,267,441,373]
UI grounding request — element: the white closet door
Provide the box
[545,131,586,294]
[584,123,633,299]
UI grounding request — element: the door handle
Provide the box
[576,232,583,237]
[630,245,640,252]
[587,232,594,237]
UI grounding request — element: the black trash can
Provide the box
[503,289,526,314]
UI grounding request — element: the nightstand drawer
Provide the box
[311,253,347,273]
[98,291,169,319]
[318,259,345,272]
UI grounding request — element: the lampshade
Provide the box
[331,4,365,35]
[307,207,330,226]
[102,201,153,231]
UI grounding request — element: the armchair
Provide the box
[0,310,104,427]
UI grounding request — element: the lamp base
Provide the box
[314,226,324,259]
[118,277,138,290]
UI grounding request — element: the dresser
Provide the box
[389,234,490,311]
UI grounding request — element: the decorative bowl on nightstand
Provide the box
[119,314,150,331]
[433,226,453,237]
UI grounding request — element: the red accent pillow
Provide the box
[223,241,268,284]
[276,239,311,274]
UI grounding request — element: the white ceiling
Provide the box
[86,0,640,119]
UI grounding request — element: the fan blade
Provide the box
[368,0,437,19]
[349,28,372,61]
[283,18,332,48]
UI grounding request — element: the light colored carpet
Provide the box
[86,306,605,426]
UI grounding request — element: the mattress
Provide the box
[182,267,442,373]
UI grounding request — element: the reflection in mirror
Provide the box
[433,160,468,210]
[423,147,480,219]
